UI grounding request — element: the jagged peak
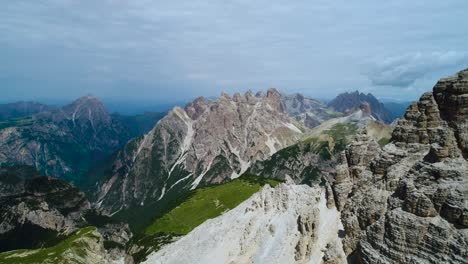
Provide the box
[220,92,231,100]
[266,88,281,98]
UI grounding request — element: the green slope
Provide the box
[129,175,279,263]
[0,227,101,264]
[144,175,279,236]
[0,116,33,130]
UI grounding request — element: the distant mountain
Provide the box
[0,95,162,184]
[382,101,413,121]
[92,89,304,228]
[328,91,393,123]
[0,101,55,121]
[281,93,342,128]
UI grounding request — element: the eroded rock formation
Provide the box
[331,68,468,263]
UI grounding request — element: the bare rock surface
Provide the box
[331,69,468,263]
[95,89,304,214]
[143,184,345,264]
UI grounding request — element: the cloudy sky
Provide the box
[1,0,468,103]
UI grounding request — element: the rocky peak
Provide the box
[265,88,284,112]
[331,69,468,263]
[245,90,255,102]
[185,96,207,119]
[433,68,468,158]
[95,89,304,214]
[359,102,372,117]
[391,73,466,161]
[328,91,393,123]
[62,95,111,126]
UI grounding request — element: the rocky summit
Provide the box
[331,68,468,263]
[93,89,304,216]
[328,91,393,123]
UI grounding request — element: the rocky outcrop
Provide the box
[433,69,468,158]
[0,165,133,254]
[331,68,468,263]
[328,91,393,123]
[142,184,345,264]
[0,168,90,251]
[94,89,304,215]
[281,93,341,128]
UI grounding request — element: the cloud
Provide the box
[364,51,468,87]
[1,1,468,102]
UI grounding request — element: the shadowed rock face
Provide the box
[0,166,90,251]
[94,89,304,215]
[433,69,468,158]
[0,165,132,256]
[328,91,393,123]
[331,68,468,263]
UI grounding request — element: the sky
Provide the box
[1,0,468,103]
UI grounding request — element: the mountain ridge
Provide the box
[0,95,162,184]
[328,91,393,123]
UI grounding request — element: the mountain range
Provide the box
[0,69,467,264]
[0,96,164,184]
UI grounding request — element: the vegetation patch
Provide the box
[144,174,279,236]
[0,117,33,130]
[0,227,99,264]
[378,137,390,147]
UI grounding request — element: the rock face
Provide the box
[328,91,393,123]
[331,69,468,263]
[433,69,468,159]
[0,166,90,251]
[143,184,345,264]
[94,89,304,215]
[0,95,155,184]
[0,165,132,259]
[0,101,55,121]
[281,93,341,128]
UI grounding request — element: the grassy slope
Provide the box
[144,175,279,236]
[0,227,99,264]
[129,175,279,263]
[0,116,33,130]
